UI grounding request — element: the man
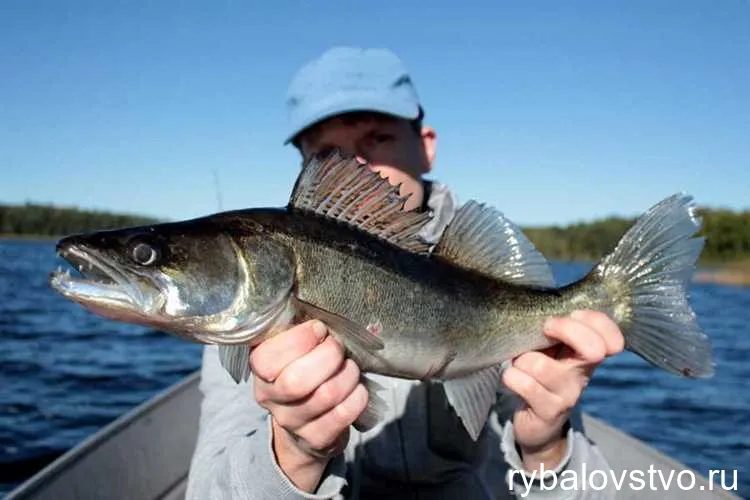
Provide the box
[187,47,623,499]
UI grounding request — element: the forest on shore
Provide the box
[524,207,750,264]
[0,203,159,237]
[2,202,749,265]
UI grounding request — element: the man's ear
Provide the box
[421,126,437,173]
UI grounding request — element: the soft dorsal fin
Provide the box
[289,151,433,254]
[434,200,556,287]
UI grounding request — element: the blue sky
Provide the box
[1,1,748,226]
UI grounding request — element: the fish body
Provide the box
[50,153,714,439]
[233,208,562,380]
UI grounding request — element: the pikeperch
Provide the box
[50,152,714,440]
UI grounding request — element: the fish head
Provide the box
[49,218,294,344]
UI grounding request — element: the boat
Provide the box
[5,371,740,499]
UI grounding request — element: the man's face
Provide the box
[296,113,436,211]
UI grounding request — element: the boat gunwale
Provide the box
[5,370,201,499]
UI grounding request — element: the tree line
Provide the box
[524,207,750,263]
[2,202,749,263]
[0,203,160,237]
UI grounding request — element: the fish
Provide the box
[49,152,714,440]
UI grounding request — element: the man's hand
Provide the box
[250,320,368,492]
[502,310,625,473]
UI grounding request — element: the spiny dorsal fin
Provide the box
[434,200,556,287]
[289,151,432,254]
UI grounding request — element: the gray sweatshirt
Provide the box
[186,182,616,499]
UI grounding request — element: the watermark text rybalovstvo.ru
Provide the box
[509,463,739,497]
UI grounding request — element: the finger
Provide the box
[250,320,327,382]
[286,425,350,460]
[543,316,607,365]
[570,310,625,355]
[293,383,369,451]
[513,351,586,411]
[539,344,570,361]
[272,336,346,402]
[502,366,565,423]
[264,359,361,429]
[513,351,566,391]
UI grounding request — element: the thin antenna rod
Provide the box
[212,169,223,211]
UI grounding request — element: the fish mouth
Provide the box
[49,245,150,311]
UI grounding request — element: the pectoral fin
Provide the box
[294,298,384,366]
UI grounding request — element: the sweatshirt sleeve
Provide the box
[490,387,617,499]
[185,345,349,500]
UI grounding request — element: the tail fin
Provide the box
[594,193,714,378]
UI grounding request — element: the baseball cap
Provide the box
[284,47,422,144]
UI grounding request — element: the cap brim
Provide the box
[284,93,421,145]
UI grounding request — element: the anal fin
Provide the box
[442,365,503,441]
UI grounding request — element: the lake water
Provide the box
[1,240,748,497]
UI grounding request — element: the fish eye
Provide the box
[131,242,160,266]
